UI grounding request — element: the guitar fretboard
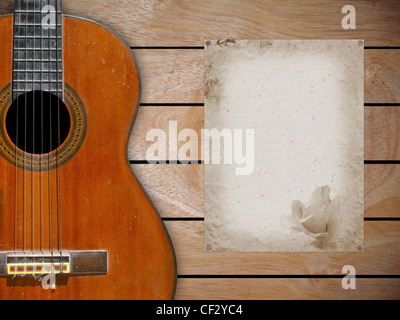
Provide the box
[13,0,63,99]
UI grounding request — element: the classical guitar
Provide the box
[0,0,176,299]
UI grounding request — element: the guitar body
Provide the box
[0,15,176,299]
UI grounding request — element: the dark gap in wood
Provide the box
[364,218,400,221]
[365,46,400,50]
[140,103,204,107]
[131,46,400,50]
[161,218,398,221]
[131,46,204,50]
[365,160,400,164]
[139,103,398,107]
[139,103,399,108]
[132,161,398,165]
[163,217,204,221]
[365,103,400,107]
[130,160,204,164]
[177,275,400,279]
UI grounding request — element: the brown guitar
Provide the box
[0,0,176,299]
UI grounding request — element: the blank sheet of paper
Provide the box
[204,40,364,252]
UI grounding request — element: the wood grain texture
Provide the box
[2,0,399,47]
[165,221,400,275]
[132,165,204,218]
[133,49,400,104]
[365,164,400,217]
[129,106,203,161]
[132,164,400,218]
[134,50,204,104]
[365,50,400,103]
[175,278,400,300]
[365,107,400,160]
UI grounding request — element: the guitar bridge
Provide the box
[0,251,107,276]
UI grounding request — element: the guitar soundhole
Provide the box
[5,91,71,155]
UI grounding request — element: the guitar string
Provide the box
[26,1,36,276]
[56,0,63,273]
[14,0,20,254]
[48,0,54,268]
[31,0,35,259]
[40,0,44,259]
[23,0,27,258]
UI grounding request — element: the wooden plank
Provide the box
[2,0,399,47]
[132,164,204,218]
[129,106,400,161]
[134,49,400,104]
[365,107,400,160]
[365,164,400,218]
[365,50,400,104]
[132,164,400,218]
[175,278,400,300]
[165,221,400,275]
[129,106,203,161]
[134,50,204,105]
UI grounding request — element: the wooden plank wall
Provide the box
[1,0,399,299]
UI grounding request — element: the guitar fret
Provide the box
[14,36,61,39]
[13,87,63,90]
[13,79,62,83]
[13,87,62,90]
[13,83,63,89]
[14,70,61,77]
[14,48,62,51]
[14,24,62,27]
[14,59,62,63]
[15,10,60,13]
[13,71,63,74]
[13,86,63,92]
[13,79,63,84]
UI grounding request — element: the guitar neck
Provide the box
[13,0,63,99]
